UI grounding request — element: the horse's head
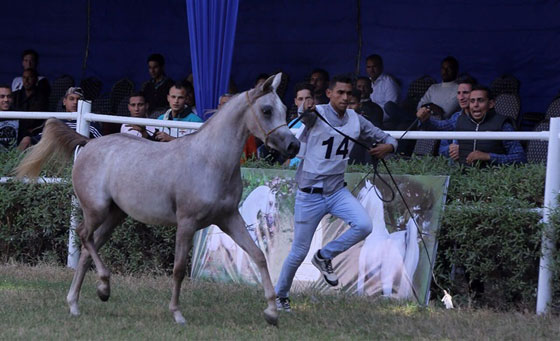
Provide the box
[358,181,385,223]
[246,73,300,158]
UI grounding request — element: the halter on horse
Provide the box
[15,73,299,326]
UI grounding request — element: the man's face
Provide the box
[0,88,13,111]
[326,82,352,115]
[22,70,37,90]
[441,61,457,82]
[366,59,383,81]
[469,90,494,122]
[63,94,82,112]
[218,95,231,109]
[167,86,187,113]
[348,95,359,110]
[148,61,163,80]
[310,72,327,92]
[22,54,37,70]
[356,79,372,98]
[294,89,314,111]
[457,83,472,110]
[128,96,148,117]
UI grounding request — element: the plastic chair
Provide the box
[80,77,103,101]
[526,121,549,163]
[48,75,74,112]
[494,93,521,121]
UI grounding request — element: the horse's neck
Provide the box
[196,93,250,167]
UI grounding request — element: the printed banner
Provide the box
[191,168,449,304]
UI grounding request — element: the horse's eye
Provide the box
[261,105,273,116]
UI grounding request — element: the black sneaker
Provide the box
[312,250,339,286]
[276,296,291,312]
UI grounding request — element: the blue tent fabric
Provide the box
[0,1,559,114]
[186,0,238,119]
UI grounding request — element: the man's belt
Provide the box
[299,187,323,194]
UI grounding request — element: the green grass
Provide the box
[1,264,559,340]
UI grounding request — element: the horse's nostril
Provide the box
[287,141,300,157]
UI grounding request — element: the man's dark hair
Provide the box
[0,84,11,91]
[457,74,477,87]
[171,81,191,93]
[442,56,459,72]
[129,91,146,101]
[365,54,383,66]
[23,68,38,78]
[294,82,315,97]
[22,49,39,63]
[255,73,269,84]
[328,75,353,89]
[470,84,494,100]
[147,53,165,66]
[181,80,194,92]
[356,76,371,85]
[350,88,362,99]
[310,68,329,82]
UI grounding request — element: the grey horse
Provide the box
[15,73,299,326]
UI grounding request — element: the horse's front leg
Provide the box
[169,218,196,325]
[220,212,278,326]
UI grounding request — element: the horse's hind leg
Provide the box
[220,212,278,326]
[68,204,125,315]
[67,222,93,316]
[169,218,196,325]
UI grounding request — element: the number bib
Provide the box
[302,106,360,175]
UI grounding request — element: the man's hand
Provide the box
[125,124,148,138]
[449,143,459,160]
[466,150,490,164]
[368,143,394,159]
[303,98,315,112]
[426,103,444,116]
[155,131,176,142]
[416,106,431,122]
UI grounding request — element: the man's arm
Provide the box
[298,108,318,128]
[488,122,527,164]
[357,115,397,158]
[418,111,460,131]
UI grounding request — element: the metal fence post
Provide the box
[67,100,92,268]
[537,117,560,314]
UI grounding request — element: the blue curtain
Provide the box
[186,0,239,120]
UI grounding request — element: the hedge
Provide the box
[1,149,556,310]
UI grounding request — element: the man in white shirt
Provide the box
[365,54,400,120]
[120,92,157,138]
[416,56,460,119]
[11,49,50,97]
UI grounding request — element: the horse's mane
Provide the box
[203,87,273,123]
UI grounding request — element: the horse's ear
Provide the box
[259,73,282,94]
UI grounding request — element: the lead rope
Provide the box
[300,109,452,309]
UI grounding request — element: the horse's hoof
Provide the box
[97,282,110,302]
[264,308,278,327]
[69,305,80,317]
[173,311,186,325]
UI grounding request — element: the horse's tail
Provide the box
[14,118,89,179]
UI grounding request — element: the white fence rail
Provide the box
[1,100,559,314]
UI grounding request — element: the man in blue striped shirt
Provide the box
[417,84,526,166]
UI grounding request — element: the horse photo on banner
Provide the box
[191,168,449,304]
